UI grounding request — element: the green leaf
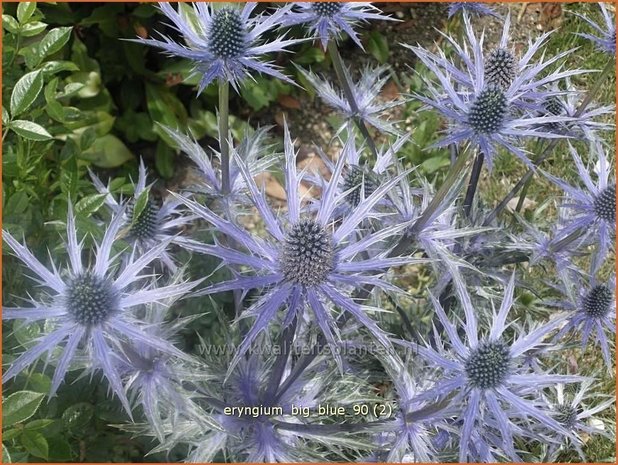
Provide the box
[36,26,73,63]
[10,70,43,117]
[21,430,48,460]
[10,120,53,141]
[19,21,47,37]
[155,140,175,179]
[24,419,55,431]
[2,428,22,441]
[2,391,45,427]
[131,186,151,227]
[367,31,389,64]
[80,134,133,168]
[2,106,9,125]
[3,444,11,463]
[61,403,94,436]
[13,319,40,347]
[26,374,52,394]
[17,3,37,24]
[2,15,20,34]
[40,60,79,76]
[75,193,107,216]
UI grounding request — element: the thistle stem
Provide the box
[219,80,231,195]
[327,41,379,159]
[484,58,615,226]
[462,152,484,218]
[389,146,471,257]
[266,317,298,400]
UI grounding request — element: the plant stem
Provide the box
[218,80,231,195]
[462,152,484,218]
[484,58,615,226]
[389,146,471,257]
[265,317,298,400]
[327,41,379,159]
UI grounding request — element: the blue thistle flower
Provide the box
[281,2,395,50]
[572,3,616,56]
[536,82,615,139]
[89,158,195,273]
[447,2,500,19]
[542,140,615,273]
[551,269,615,372]
[403,269,584,461]
[406,12,586,170]
[542,380,615,460]
[298,65,403,136]
[134,3,301,92]
[176,123,419,373]
[2,205,201,415]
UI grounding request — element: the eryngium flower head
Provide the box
[281,2,395,50]
[176,123,418,373]
[541,381,614,461]
[406,12,582,169]
[573,3,616,56]
[135,3,300,92]
[298,65,403,136]
[447,2,500,18]
[552,270,616,371]
[543,140,616,273]
[89,158,194,272]
[535,81,615,139]
[2,206,200,415]
[404,269,583,461]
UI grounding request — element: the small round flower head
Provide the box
[541,381,614,461]
[551,269,616,371]
[134,3,300,92]
[447,2,500,19]
[298,64,403,136]
[89,158,194,272]
[2,206,201,415]
[572,3,616,56]
[175,122,419,374]
[406,12,585,169]
[404,268,584,461]
[535,81,615,139]
[542,140,616,273]
[281,2,395,50]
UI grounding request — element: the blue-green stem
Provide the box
[485,58,615,226]
[327,41,379,159]
[219,80,231,195]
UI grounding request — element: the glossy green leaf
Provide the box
[75,193,107,216]
[10,70,43,117]
[2,391,45,427]
[21,430,49,459]
[10,120,53,141]
[80,134,133,168]
[17,3,36,24]
[19,21,46,37]
[36,26,73,62]
[367,31,389,64]
[61,402,94,435]
[2,15,20,34]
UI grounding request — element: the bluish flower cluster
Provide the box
[3,2,615,463]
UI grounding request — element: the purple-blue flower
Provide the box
[542,140,615,273]
[551,269,615,372]
[403,269,584,461]
[406,12,585,170]
[2,205,201,415]
[89,158,195,273]
[573,3,616,56]
[281,2,395,50]
[135,2,300,92]
[175,123,418,373]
